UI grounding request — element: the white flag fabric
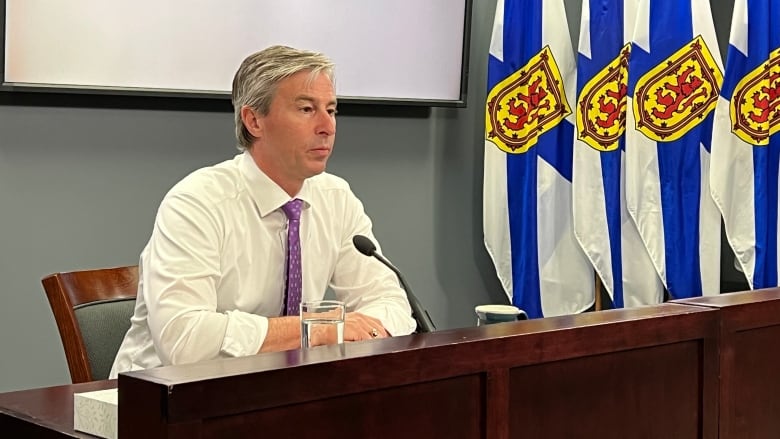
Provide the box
[710,0,780,289]
[625,0,722,298]
[484,0,594,318]
[573,0,664,307]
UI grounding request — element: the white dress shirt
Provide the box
[110,153,415,377]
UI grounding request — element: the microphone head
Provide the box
[352,235,377,256]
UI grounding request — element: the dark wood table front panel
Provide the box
[674,288,780,439]
[510,341,706,438]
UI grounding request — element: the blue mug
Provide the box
[475,304,528,326]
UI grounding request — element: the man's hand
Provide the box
[344,312,389,341]
[260,311,389,353]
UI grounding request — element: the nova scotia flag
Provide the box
[573,0,664,308]
[710,0,780,289]
[484,0,594,318]
[625,0,722,298]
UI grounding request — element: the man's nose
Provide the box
[316,111,336,136]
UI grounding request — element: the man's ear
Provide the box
[240,106,264,138]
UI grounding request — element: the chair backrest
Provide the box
[41,266,138,383]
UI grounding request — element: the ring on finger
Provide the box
[370,327,379,338]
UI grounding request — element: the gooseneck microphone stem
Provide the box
[370,252,436,333]
[353,235,436,333]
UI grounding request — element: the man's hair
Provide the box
[232,45,335,150]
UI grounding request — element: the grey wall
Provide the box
[0,0,742,392]
[0,1,508,392]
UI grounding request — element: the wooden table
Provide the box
[0,379,115,437]
[1,303,719,438]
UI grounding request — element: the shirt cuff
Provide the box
[219,310,268,357]
[359,306,417,336]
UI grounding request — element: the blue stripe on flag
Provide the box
[504,0,544,317]
[627,0,721,298]
[594,0,626,308]
[488,0,543,91]
[629,3,693,95]
[722,0,774,96]
[579,0,626,76]
[746,0,780,288]
[507,153,542,317]
[576,0,628,307]
[652,1,702,298]
[657,137,703,296]
[753,145,780,288]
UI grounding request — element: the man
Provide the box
[110,46,416,376]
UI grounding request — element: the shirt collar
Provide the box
[238,151,313,217]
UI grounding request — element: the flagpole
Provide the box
[595,272,602,311]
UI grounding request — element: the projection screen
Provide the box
[2,0,471,106]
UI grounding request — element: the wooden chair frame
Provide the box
[41,266,138,383]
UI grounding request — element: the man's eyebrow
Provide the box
[295,95,337,106]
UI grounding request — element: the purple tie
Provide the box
[281,199,303,316]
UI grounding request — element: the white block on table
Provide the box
[73,388,118,439]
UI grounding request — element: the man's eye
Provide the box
[328,109,338,116]
[300,106,313,113]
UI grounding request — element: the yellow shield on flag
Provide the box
[632,35,722,142]
[577,44,630,152]
[486,45,572,154]
[730,47,780,146]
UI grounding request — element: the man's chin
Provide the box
[307,162,328,177]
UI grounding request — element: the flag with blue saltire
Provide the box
[573,0,664,308]
[625,0,722,298]
[710,0,780,289]
[484,0,594,318]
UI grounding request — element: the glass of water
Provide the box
[300,300,345,348]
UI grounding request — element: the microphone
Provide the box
[352,235,436,333]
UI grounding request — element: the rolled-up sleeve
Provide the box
[145,192,267,365]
